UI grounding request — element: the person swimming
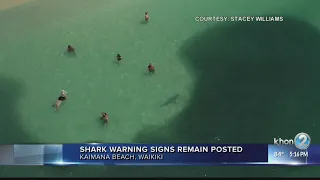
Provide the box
[53,90,68,110]
[116,54,123,63]
[145,12,149,22]
[67,45,75,52]
[100,112,109,125]
[147,63,155,73]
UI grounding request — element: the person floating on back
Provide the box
[100,112,109,125]
[145,12,149,22]
[116,54,123,64]
[53,90,68,111]
[147,63,155,73]
[67,45,75,52]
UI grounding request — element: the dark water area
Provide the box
[0,76,27,144]
[172,16,320,145]
[175,16,320,177]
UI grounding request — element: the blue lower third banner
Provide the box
[61,144,266,165]
[0,144,318,165]
[46,144,318,166]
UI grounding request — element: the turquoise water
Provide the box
[0,0,320,177]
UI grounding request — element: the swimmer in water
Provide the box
[53,90,67,110]
[116,54,123,64]
[67,45,75,52]
[100,112,109,125]
[147,63,155,73]
[145,12,149,22]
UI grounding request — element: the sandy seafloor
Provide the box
[0,0,320,177]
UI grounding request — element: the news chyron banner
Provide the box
[0,133,318,166]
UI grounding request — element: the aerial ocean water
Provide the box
[0,0,319,177]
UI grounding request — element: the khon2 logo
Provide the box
[274,132,311,150]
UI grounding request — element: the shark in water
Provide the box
[160,94,179,107]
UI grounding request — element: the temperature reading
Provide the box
[274,151,285,157]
